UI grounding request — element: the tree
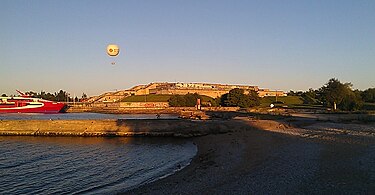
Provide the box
[220,88,260,108]
[319,78,363,111]
[168,95,186,107]
[247,90,261,107]
[184,93,201,107]
[361,88,375,103]
[340,90,363,111]
[55,90,70,102]
[44,92,56,101]
[225,88,244,106]
[38,91,56,101]
[1,94,7,97]
[301,88,320,104]
[208,97,221,107]
[168,93,202,107]
[82,93,88,99]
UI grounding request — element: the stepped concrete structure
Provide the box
[87,82,286,103]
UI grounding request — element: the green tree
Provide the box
[319,78,363,111]
[39,91,56,101]
[168,93,202,107]
[361,88,375,103]
[301,88,320,104]
[184,93,201,107]
[225,88,244,106]
[44,92,56,101]
[82,93,88,99]
[1,94,7,97]
[220,88,260,108]
[208,97,221,107]
[340,90,363,111]
[247,90,261,107]
[55,90,70,102]
[168,95,186,107]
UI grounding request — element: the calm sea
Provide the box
[0,113,197,194]
[0,112,179,120]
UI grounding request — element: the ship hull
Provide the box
[0,97,66,113]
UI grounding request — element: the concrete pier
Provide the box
[0,119,236,137]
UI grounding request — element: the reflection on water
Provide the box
[0,136,197,194]
[0,113,179,120]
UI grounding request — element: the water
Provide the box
[0,113,179,120]
[0,136,197,194]
[0,113,197,194]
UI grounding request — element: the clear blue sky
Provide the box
[1,0,374,96]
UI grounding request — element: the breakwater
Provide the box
[66,103,239,114]
[0,119,236,137]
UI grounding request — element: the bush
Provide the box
[361,88,375,103]
[168,93,201,107]
[220,88,260,108]
[319,78,363,111]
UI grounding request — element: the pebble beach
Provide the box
[127,117,375,194]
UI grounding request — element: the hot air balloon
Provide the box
[107,44,120,65]
[107,44,120,56]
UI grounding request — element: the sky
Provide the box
[1,0,374,97]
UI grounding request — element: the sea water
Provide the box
[0,113,196,194]
[0,112,179,120]
[0,136,196,194]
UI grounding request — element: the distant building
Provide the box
[148,82,260,98]
[257,89,287,97]
[87,82,285,102]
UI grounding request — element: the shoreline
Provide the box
[1,112,374,193]
[126,117,375,194]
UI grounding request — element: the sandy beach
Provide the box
[127,117,375,194]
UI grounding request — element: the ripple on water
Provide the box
[0,136,197,194]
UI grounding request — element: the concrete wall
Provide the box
[150,89,229,98]
[257,90,286,97]
[66,102,239,114]
[120,102,169,108]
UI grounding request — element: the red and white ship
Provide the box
[0,91,66,113]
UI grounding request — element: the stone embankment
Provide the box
[0,119,239,137]
[66,103,239,114]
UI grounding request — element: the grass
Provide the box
[259,96,325,109]
[199,95,216,103]
[121,94,337,111]
[260,96,304,106]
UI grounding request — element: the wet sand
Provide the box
[127,118,375,194]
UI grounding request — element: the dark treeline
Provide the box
[21,90,88,102]
[219,88,260,108]
[169,78,374,111]
[289,78,375,111]
[2,78,373,111]
[168,93,203,107]
[168,88,260,108]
